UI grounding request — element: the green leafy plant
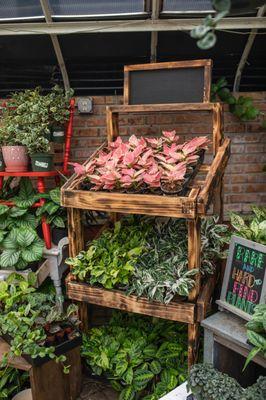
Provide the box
[66,217,150,289]
[0,226,44,270]
[212,77,261,121]
[229,206,266,245]
[48,85,74,127]
[244,304,266,370]
[0,367,29,400]
[36,187,67,229]
[82,312,188,400]
[187,363,266,400]
[128,216,228,303]
[0,274,80,374]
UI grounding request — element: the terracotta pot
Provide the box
[2,146,29,172]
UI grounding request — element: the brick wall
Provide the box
[71,93,266,216]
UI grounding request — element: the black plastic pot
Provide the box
[31,153,54,172]
[0,152,5,171]
[2,333,82,367]
[52,227,68,245]
[52,126,65,143]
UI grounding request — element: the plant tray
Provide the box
[1,334,82,367]
[61,139,230,219]
[0,258,50,288]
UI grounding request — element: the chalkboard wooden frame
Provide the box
[124,59,212,105]
[217,235,266,321]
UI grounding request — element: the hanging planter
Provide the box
[30,153,54,172]
[51,125,65,143]
[2,145,29,172]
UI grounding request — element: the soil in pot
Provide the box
[2,146,29,172]
[52,126,65,143]
[52,227,68,245]
[30,153,54,172]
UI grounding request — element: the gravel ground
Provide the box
[78,376,118,400]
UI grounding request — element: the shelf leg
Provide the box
[213,173,224,222]
[187,218,201,368]
[0,176,3,190]
[37,177,51,249]
[188,322,200,368]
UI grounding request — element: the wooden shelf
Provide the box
[62,138,230,218]
[67,279,196,324]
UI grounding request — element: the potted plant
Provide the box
[0,226,44,271]
[36,188,68,245]
[48,86,74,143]
[23,128,54,172]
[0,274,81,373]
[0,112,29,172]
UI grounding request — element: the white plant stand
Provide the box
[160,382,191,400]
[43,236,69,297]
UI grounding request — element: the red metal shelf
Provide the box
[0,170,72,177]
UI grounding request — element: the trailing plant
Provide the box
[229,206,266,245]
[187,363,266,400]
[36,187,67,229]
[82,311,188,400]
[0,226,44,270]
[244,304,266,370]
[0,367,29,400]
[128,216,228,304]
[190,0,231,49]
[66,218,151,289]
[71,132,209,193]
[0,273,80,374]
[212,77,261,121]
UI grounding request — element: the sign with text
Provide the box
[217,235,266,320]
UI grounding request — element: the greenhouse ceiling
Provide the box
[0,1,265,96]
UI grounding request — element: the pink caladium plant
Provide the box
[70,131,210,193]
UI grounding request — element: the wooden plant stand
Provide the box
[61,102,230,368]
[0,338,81,400]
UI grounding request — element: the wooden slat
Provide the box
[198,138,231,211]
[0,339,31,371]
[124,59,212,72]
[196,273,218,322]
[67,281,196,324]
[188,218,201,302]
[62,189,197,218]
[107,102,216,113]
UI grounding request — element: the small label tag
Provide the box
[53,131,64,137]
[35,160,48,168]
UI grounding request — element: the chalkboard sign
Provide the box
[217,235,266,320]
[124,60,212,105]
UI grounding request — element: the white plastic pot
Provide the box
[12,389,32,400]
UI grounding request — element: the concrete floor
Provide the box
[78,376,118,400]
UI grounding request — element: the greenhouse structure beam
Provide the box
[0,17,265,36]
[150,0,161,62]
[39,0,70,90]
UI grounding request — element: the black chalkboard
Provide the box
[128,68,205,105]
[217,236,266,320]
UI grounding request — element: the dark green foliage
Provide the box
[244,304,266,370]
[36,187,67,229]
[0,367,29,400]
[82,312,188,400]
[187,363,266,400]
[212,78,261,122]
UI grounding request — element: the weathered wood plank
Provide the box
[107,103,216,113]
[62,190,197,218]
[197,273,218,322]
[67,281,196,324]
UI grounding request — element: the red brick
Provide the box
[231,144,245,154]
[86,117,106,127]
[74,128,99,137]
[246,143,266,153]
